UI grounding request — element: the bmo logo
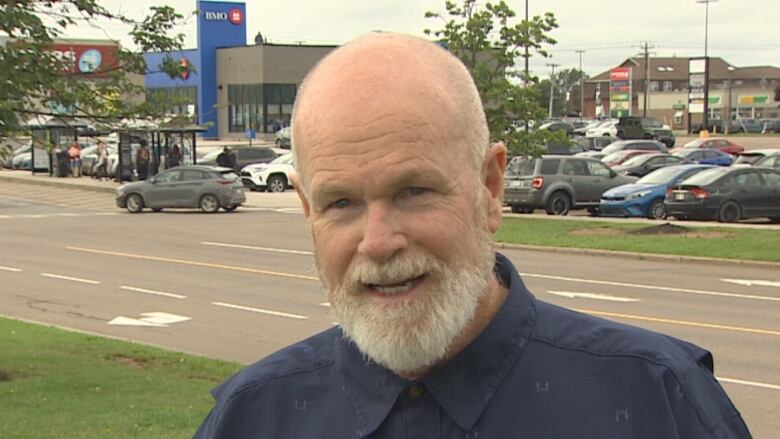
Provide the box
[204,8,243,25]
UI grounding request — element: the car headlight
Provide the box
[626,190,651,201]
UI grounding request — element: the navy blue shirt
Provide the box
[195,253,750,438]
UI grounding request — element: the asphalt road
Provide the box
[0,184,778,437]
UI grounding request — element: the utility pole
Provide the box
[546,63,559,119]
[523,0,530,135]
[696,0,718,132]
[576,50,586,118]
[641,42,655,116]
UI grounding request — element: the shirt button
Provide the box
[408,384,424,398]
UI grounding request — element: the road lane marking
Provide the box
[721,278,780,288]
[576,308,780,337]
[0,265,22,272]
[119,286,187,299]
[40,273,100,285]
[201,241,313,255]
[212,302,307,320]
[546,291,639,302]
[66,246,319,281]
[320,302,330,307]
[523,273,780,302]
[0,215,10,219]
[717,377,780,391]
[108,312,191,327]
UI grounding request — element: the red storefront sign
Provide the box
[610,67,630,81]
[50,43,120,76]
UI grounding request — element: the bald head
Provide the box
[291,33,489,192]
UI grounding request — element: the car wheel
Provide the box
[648,199,666,220]
[126,194,144,213]
[199,194,220,213]
[718,201,741,223]
[545,192,571,216]
[151,208,163,213]
[267,175,287,193]
[586,207,600,216]
[275,139,282,147]
[223,205,238,212]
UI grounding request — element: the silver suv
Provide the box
[505,155,637,215]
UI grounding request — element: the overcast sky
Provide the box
[63,0,779,78]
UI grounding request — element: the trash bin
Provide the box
[55,151,69,178]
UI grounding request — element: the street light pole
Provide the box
[576,50,586,118]
[547,63,559,119]
[696,0,718,132]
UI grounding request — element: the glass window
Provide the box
[734,172,762,187]
[155,170,181,183]
[181,170,208,181]
[760,171,780,187]
[587,160,611,177]
[540,159,560,175]
[663,81,673,91]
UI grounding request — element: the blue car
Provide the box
[672,148,733,166]
[600,164,715,219]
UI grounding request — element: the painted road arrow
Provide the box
[721,279,780,288]
[545,291,639,302]
[108,312,191,327]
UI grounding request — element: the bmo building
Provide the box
[144,0,334,139]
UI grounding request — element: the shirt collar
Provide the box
[335,253,537,435]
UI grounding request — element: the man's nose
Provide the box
[357,203,408,263]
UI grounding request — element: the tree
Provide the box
[535,68,589,117]
[0,1,191,149]
[424,0,566,156]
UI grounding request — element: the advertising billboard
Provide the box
[50,42,120,77]
[609,67,632,118]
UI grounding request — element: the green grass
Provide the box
[496,217,780,262]
[0,318,242,438]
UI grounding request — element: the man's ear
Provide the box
[482,142,507,233]
[290,174,311,218]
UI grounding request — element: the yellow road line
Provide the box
[66,246,319,281]
[576,308,780,337]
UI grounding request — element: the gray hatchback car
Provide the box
[115,165,246,213]
[504,155,637,215]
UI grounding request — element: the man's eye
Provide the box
[329,199,351,209]
[407,187,428,196]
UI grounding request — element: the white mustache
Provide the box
[345,255,438,288]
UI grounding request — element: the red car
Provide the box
[601,149,654,167]
[672,138,745,156]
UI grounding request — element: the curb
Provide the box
[0,174,117,194]
[495,242,780,270]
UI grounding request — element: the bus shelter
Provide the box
[24,116,89,176]
[157,123,207,167]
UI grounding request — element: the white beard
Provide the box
[320,234,496,375]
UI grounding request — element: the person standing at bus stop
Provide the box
[67,142,81,177]
[135,140,150,180]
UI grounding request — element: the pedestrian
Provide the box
[67,142,81,177]
[216,146,235,170]
[194,34,750,438]
[135,140,150,180]
[166,144,181,169]
[94,141,109,181]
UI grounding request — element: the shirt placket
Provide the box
[400,383,439,438]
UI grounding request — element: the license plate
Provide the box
[674,192,685,201]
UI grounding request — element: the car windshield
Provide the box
[644,119,662,128]
[734,153,763,164]
[271,153,293,165]
[637,166,692,184]
[683,139,705,148]
[620,154,650,167]
[679,167,730,186]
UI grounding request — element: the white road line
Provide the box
[320,302,330,307]
[522,273,780,302]
[546,291,640,302]
[201,241,314,255]
[0,215,10,219]
[0,265,22,272]
[40,273,100,285]
[212,302,308,320]
[721,278,780,288]
[119,286,187,299]
[717,377,780,391]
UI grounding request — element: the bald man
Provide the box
[194,34,749,438]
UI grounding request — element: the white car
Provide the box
[585,119,618,138]
[275,127,291,149]
[240,153,295,192]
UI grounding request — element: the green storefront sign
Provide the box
[672,103,686,110]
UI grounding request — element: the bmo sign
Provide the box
[204,8,243,25]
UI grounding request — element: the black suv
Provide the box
[504,155,637,215]
[616,117,675,148]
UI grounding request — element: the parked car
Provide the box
[275,127,291,148]
[573,136,614,151]
[538,121,574,136]
[672,138,744,156]
[615,116,675,147]
[761,118,780,133]
[585,119,618,138]
[600,164,715,219]
[2,142,31,168]
[573,120,602,136]
[601,149,655,167]
[732,118,764,134]
[600,139,668,156]
[541,141,585,155]
[733,149,778,166]
[198,146,277,170]
[115,165,246,213]
[504,155,637,215]
[665,167,780,222]
[672,148,734,166]
[612,153,690,177]
[753,151,780,170]
[575,151,607,161]
[240,153,295,192]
